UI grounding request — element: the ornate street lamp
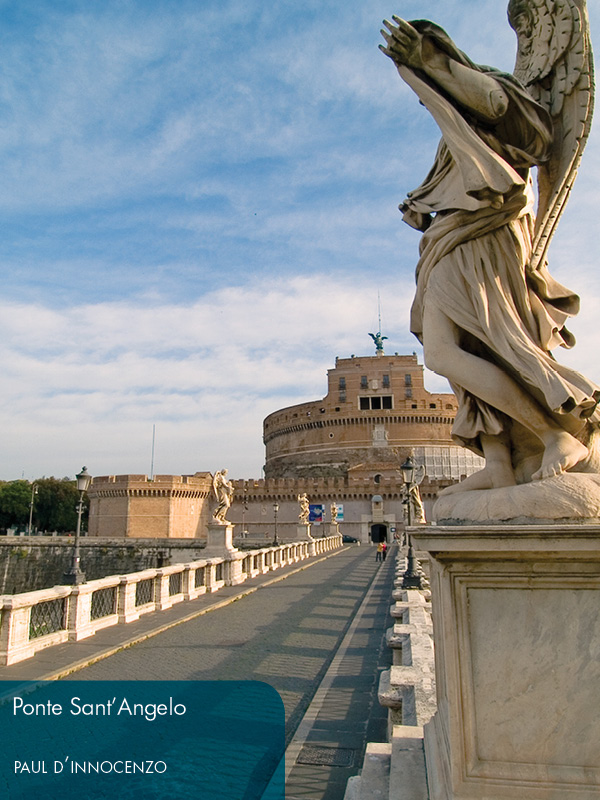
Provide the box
[400,455,423,589]
[63,466,91,585]
[273,501,280,546]
[27,483,38,535]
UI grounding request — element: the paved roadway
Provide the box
[2,544,396,799]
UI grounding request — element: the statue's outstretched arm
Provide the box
[380,17,508,124]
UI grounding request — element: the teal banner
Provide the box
[0,681,284,799]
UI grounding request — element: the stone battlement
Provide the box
[92,472,212,487]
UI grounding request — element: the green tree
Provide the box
[0,481,32,530]
[34,477,85,533]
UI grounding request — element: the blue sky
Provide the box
[1,0,599,481]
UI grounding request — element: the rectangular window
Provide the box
[359,396,393,410]
[339,392,346,403]
[360,376,368,389]
[383,374,390,388]
[405,387,412,398]
[338,377,346,390]
[405,374,412,386]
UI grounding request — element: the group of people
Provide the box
[375,541,388,562]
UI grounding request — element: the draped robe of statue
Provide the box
[401,22,600,467]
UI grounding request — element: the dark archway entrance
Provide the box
[370,524,388,543]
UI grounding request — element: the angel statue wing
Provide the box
[508,0,594,273]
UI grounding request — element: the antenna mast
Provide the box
[150,424,156,480]
[368,292,388,355]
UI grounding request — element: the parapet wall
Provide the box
[0,537,211,594]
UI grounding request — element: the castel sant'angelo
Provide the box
[88,335,483,542]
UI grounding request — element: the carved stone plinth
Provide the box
[204,523,238,555]
[411,525,600,800]
[296,523,314,541]
[203,523,245,585]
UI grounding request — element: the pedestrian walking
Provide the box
[376,542,383,562]
[382,542,387,561]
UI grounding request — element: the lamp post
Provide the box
[242,482,248,538]
[63,466,91,586]
[400,455,423,590]
[27,484,38,535]
[273,501,280,546]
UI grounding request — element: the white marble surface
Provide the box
[433,473,600,524]
[414,525,600,798]
[469,586,600,767]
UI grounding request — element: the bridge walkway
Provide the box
[0,543,396,800]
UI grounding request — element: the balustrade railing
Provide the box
[0,534,342,666]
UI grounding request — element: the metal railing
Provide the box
[29,597,67,640]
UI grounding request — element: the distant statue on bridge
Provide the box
[330,502,339,524]
[404,482,426,526]
[396,451,427,527]
[213,469,234,524]
[298,493,310,525]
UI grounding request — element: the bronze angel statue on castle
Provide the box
[381,0,600,509]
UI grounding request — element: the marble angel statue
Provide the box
[298,493,310,524]
[380,0,599,494]
[396,454,427,526]
[330,502,339,524]
[212,469,234,524]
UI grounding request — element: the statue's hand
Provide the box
[379,17,424,69]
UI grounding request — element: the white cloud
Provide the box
[5,262,598,483]
[0,274,417,480]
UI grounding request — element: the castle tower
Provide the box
[263,344,482,483]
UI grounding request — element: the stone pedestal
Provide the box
[296,523,314,541]
[204,522,238,554]
[411,524,600,800]
[203,523,246,585]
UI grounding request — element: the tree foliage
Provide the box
[35,478,83,533]
[0,477,89,533]
[0,481,31,529]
